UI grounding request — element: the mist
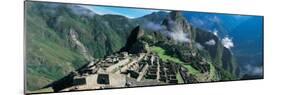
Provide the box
[222,36,234,49]
[144,22,191,43]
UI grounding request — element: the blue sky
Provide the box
[80,5,162,18]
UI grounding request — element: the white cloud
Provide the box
[205,39,216,46]
[168,31,190,43]
[144,22,166,31]
[144,22,191,43]
[245,65,263,75]
[213,29,218,36]
[221,37,234,49]
[196,43,204,50]
[252,67,263,75]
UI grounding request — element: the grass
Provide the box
[151,46,184,64]
[26,18,87,90]
[176,73,184,83]
[151,46,200,76]
[208,62,218,81]
[26,37,87,90]
[183,65,200,75]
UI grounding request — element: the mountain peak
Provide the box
[170,11,184,20]
[130,26,144,39]
[120,26,147,54]
[162,11,191,34]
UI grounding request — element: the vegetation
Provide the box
[151,46,200,75]
[25,2,239,91]
[176,73,184,84]
[151,46,184,64]
[25,2,135,91]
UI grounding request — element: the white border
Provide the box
[1,0,281,95]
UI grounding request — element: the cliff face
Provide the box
[162,11,191,33]
[120,26,149,54]
[194,24,237,80]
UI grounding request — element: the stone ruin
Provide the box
[48,51,204,92]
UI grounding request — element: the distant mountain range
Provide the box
[183,12,263,77]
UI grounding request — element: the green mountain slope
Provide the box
[25,2,136,91]
[26,3,87,90]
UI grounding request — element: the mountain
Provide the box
[230,17,263,77]
[183,12,263,77]
[136,11,238,80]
[135,11,169,25]
[26,2,240,92]
[26,2,137,91]
[183,12,250,37]
[26,3,88,91]
[162,11,193,38]
[120,26,150,54]
[167,12,238,80]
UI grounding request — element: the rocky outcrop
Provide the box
[69,28,94,61]
[160,11,194,47]
[120,26,149,54]
[162,11,192,36]
[195,28,221,60]
[194,27,237,80]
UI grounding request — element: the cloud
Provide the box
[144,22,190,43]
[213,29,218,36]
[245,65,263,75]
[196,43,204,50]
[144,22,166,32]
[252,67,263,75]
[168,31,190,43]
[221,37,234,49]
[205,39,216,46]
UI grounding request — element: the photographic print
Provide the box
[25,1,263,94]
